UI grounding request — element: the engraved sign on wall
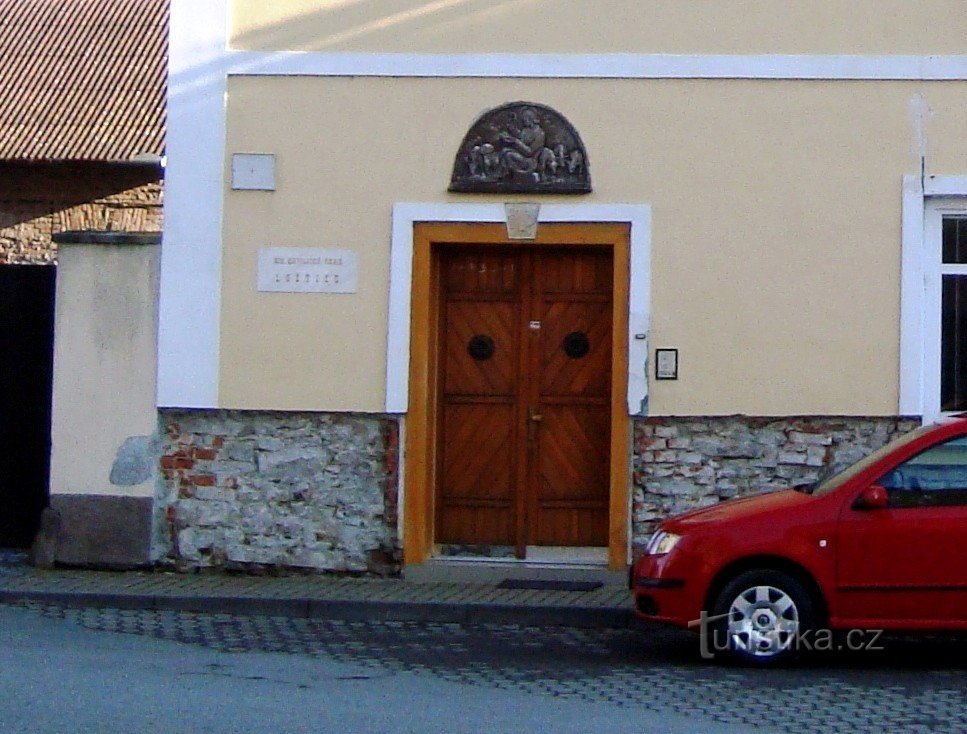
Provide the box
[257,248,358,293]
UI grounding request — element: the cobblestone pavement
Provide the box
[11,602,965,734]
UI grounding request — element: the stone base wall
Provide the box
[0,162,162,264]
[631,415,919,558]
[157,411,400,575]
[156,411,917,573]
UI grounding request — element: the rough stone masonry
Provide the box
[630,415,920,558]
[157,410,918,575]
[157,411,400,575]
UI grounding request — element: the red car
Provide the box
[631,416,967,664]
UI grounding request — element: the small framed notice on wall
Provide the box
[257,248,358,293]
[655,348,679,380]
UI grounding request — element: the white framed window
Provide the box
[924,202,967,419]
[901,178,967,422]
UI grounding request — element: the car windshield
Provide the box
[810,424,936,497]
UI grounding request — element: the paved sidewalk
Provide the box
[0,552,635,628]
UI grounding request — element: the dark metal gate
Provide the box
[0,265,55,547]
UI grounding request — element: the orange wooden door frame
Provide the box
[403,222,631,570]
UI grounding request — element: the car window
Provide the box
[877,435,967,508]
[812,424,936,497]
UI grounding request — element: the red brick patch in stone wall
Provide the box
[382,419,400,527]
[158,410,401,575]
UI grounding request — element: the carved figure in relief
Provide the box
[566,148,584,174]
[450,101,591,193]
[497,107,557,181]
[468,142,501,179]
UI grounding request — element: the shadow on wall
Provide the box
[0,162,163,265]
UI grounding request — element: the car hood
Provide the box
[664,489,813,531]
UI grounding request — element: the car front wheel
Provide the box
[710,569,816,666]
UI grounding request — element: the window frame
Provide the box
[901,179,967,423]
[924,199,967,421]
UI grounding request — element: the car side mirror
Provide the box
[855,484,889,510]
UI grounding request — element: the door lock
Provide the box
[527,408,543,440]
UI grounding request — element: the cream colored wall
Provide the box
[49,242,160,497]
[230,0,967,54]
[220,76,967,415]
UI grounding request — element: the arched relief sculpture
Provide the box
[449,102,591,194]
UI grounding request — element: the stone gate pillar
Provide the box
[45,231,161,567]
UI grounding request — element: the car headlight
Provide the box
[645,531,682,555]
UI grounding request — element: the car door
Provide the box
[835,435,967,628]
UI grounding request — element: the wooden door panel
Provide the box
[443,301,518,396]
[539,250,613,294]
[438,249,521,546]
[435,245,612,551]
[438,506,515,546]
[535,505,609,547]
[438,396,517,544]
[539,300,612,397]
[536,406,611,500]
[441,404,515,499]
[530,249,612,547]
[533,405,610,545]
[443,249,520,295]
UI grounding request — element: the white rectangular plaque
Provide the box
[655,348,679,380]
[257,248,358,293]
[232,153,276,191]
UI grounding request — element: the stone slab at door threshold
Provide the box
[404,554,626,586]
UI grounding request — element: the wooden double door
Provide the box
[436,245,613,556]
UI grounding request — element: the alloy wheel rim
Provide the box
[727,584,800,657]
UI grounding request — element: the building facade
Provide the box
[123,0,967,574]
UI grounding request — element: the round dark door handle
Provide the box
[563,331,590,358]
[467,334,495,360]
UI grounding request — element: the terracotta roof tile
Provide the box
[0,0,167,162]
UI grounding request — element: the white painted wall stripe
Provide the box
[899,175,925,417]
[158,0,229,408]
[227,51,967,81]
[386,204,652,416]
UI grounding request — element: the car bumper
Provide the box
[631,554,700,629]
